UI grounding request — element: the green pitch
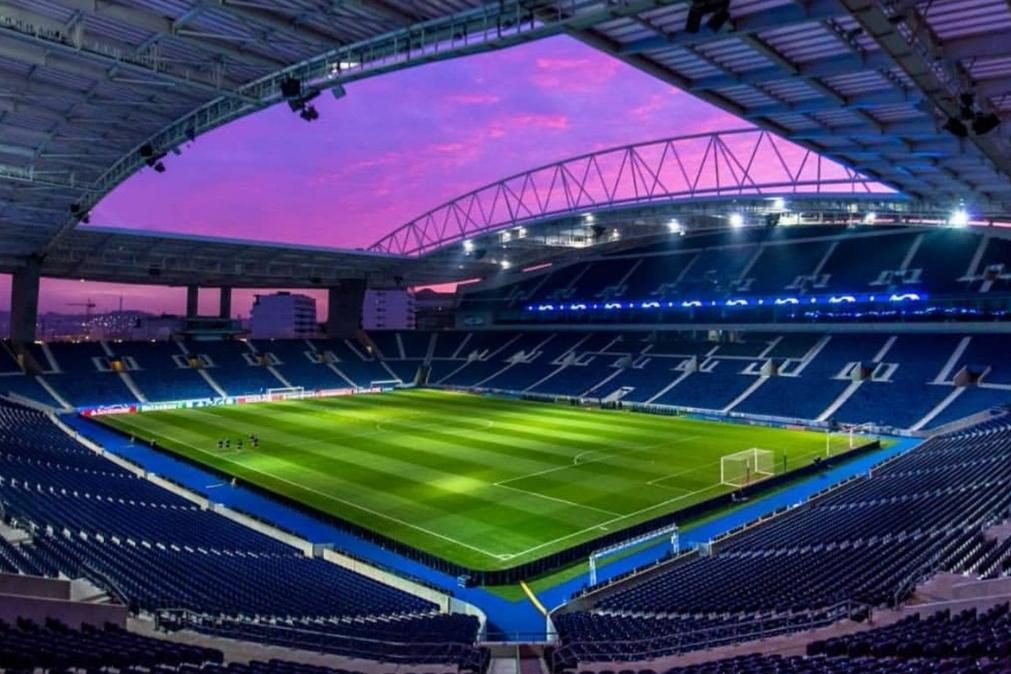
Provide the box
[99,389,853,571]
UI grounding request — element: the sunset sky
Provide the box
[4,35,746,317]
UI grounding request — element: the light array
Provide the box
[526,291,926,313]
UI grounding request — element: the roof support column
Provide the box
[186,285,200,319]
[10,257,41,344]
[327,280,366,338]
[219,287,232,319]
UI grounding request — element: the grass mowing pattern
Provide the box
[99,389,852,570]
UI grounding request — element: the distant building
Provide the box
[250,292,318,338]
[127,314,184,341]
[362,289,415,330]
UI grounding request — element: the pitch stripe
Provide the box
[137,429,512,560]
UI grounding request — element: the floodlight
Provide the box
[771,197,786,211]
[973,113,1000,136]
[948,208,969,228]
[500,259,511,270]
[729,212,744,228]
[863,212,877,225]
[280,77,302,99]
[667,219,682,234]
[943,117,969,138]
[685,4,704,33]
[707,5,730,31]
[462,239,475,253]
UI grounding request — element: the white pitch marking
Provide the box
[493,483,622,517]
[137,431,511,561]
[507,483,726,559]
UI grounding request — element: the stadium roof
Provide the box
[1,0,1010,286]
[33,226,498,288]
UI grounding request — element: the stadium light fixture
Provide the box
[729,212,744,228]
[462,239,474,253]
[771,197,786,211]
[943,117,969,138]
[582,213,595,225]
[863,212,877,225]
[500,259,511,270]
[948,208,970,228]
[973,113,1001,136]
[667,219,683,235]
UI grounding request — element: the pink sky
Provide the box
[4,35,746,317]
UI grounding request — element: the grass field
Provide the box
[99,389,854,571]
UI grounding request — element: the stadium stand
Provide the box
[4,329,1008,434]
[0,400,484,667]
[110,341,220,403]
[547,416,1011,666]
[0,619,223,670]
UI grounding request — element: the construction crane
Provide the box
[66,299,97,335]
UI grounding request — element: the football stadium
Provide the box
[1,0,1011,673]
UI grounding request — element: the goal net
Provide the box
[720,448,775,488]
[267,386,306,401]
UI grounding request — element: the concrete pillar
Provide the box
[186,285,199,319]
[10,256,41,343]
[326,279,366,338]
[219,287,232,319]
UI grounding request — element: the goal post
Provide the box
[266,386,306,400]
[720,448,775,488]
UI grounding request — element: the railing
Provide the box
[549,601,866,667]
[370,129,890,255]
[156,609,482,664]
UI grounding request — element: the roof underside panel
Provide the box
[1,0,1011,283]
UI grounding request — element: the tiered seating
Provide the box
[168,614,486,669]
[833,335,958,428]
[0,619,222,671]
[254,339,349,391]
[43,342,138,407]
[808,603,1011,659]
[189,341,282,395]
[115,341,218,402]
[494,227,986,309]
[549,419,1011,666]
[618,652,1011,674]
[0,400,481,665]
[312,338,391,387]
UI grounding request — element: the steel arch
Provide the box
[369,129,890,256]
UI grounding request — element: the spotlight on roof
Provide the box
[707,4,730,31]
[69,203,90,224]
[281,77,321,122]
[667,218,683,235]
[973,113,1001,136]
[959,93,976,120]
[729,212,744,228]
[864,212,877,225]
[943,117,969,138]
[139,144,167,172]
[771,197,786,211]
[685,4,704,33]
[500,259,511,270]
[462,239,475,253]
[685,1,730,33]
[280,77,302,99]
[949,208,970,228]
